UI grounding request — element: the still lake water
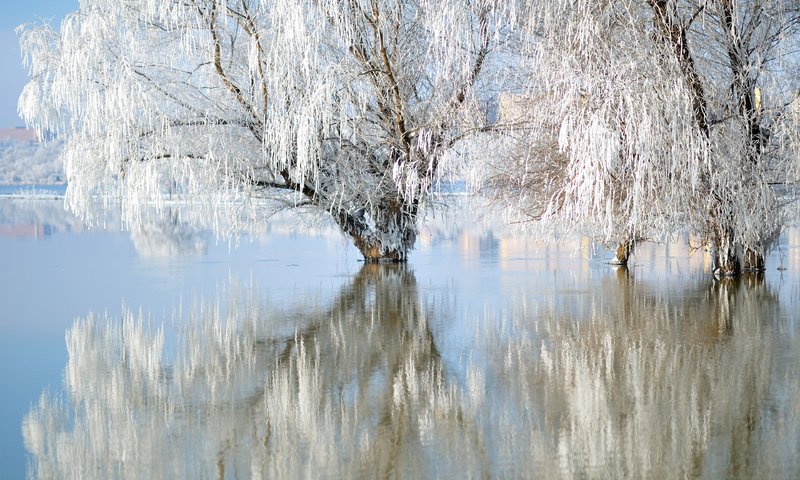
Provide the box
[1,197,799,479]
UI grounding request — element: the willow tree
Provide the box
[486,0,800,273]
[484,1,712,267]
[19,0,516,262]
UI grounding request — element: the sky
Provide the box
[0,1,77,128]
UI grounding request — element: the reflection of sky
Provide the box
[2,198,800,477]
[0,223,52,238]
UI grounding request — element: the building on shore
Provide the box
[0,127,38,143]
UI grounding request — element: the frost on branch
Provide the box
[18,0,519,262]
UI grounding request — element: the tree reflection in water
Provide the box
[129,209,207,258]
[475,268,799,478]
[23,266,800,478]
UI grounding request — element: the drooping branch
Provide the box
[452,6,492,108]
[648,0,710,137]
[372,0,410,155]
[206,2,262,136]
[719,0,765,158]
[131,68,207,119]
[230,0,269,116]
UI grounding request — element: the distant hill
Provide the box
[0,134,64,185]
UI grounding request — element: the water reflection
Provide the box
[23,266,474,478]
[0,199,88,236]
[130,210,207,258]
[23,266,800,478]
[476,269,799,478]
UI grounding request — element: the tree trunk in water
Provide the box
[351,230,415,263]
[335,199,417,263]
[611,239,635,266]
[713,238,741,277]
[743,248,765,272]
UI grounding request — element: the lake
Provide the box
[1,196,799,478]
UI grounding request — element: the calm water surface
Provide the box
[2,197,799,479]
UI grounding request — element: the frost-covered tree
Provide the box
[679,0,800,274]
[18,0,517,262]
[483,1,712,266]
[486,0,800,273]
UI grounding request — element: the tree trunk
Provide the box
[336,199,417,263]
[714,249,740,276]
[610,239,635,266]
[712,232,741,277]
[742,248,765,272]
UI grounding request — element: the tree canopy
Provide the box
[19,0,800,271]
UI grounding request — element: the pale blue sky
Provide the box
[1,1,77,127]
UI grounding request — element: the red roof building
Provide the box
[0,127,38,142]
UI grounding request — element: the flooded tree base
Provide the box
[361,256,408,264]
[338,207,416,264]
[743,249,766,272]
[610,240,635,266]
[354,242,409,264]
[714,247,766,277]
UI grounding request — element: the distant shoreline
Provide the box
[0,184,67,198]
